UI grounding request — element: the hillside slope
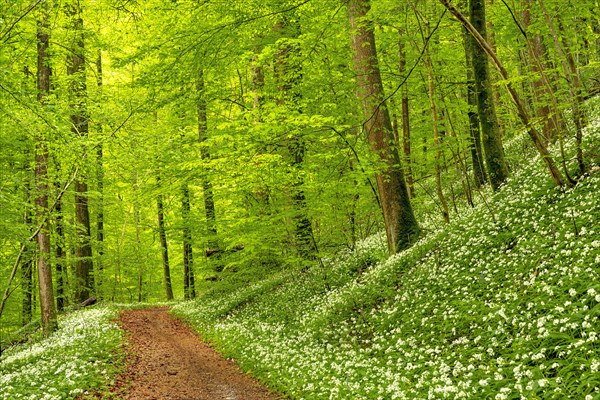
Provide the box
[173,121,600,399]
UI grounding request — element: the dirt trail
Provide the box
[114,307,281,400]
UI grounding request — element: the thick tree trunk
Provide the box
[348,0,420,254]
[36,4,57,335]
[462,28,487,187]
[157,180,173,301]
[274,17,318,260]
[66,1,94,302]
[469,0,509,191]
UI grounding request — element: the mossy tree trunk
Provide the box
[469,0,509,191]
[462,28,487,187]
[274,17,318,260]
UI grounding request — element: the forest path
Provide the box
[112,307,281,400]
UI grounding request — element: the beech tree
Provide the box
[66,0,94,303]
[468,0,509,191]
[348,0,420,253]
[35,2,58,336]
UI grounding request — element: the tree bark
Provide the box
[398,28,414,198]
[197,70,220,261]
[469,0,509,191]
[538,0,586,174]
[182,184,195,300]
[55,181,66,312]
[424,53,450,223]
[35,3,57,335]
[66,1,94,302]
[462,27,487,187]
[157,177,173,301]
[95,50,105,300]
[440,0,565,187]
[521,2,562,143]
[274,17,318,260]
[21,197,33,326]
[348,0,420,254]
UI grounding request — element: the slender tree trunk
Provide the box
[462,28,487,187]
[252,51,265,115]
[95,50,105,300]
[157,177,173,301]
[36,3,57,335]
[348,0,420,253]
[66,1,94,302]
[21,197,33,326]
[521,3,562,143]
[182,184,195,300]
[469,0,509,191]
[55,182,65,312]
[197,70,220,260]
[274,17,318,260]
[538,0,586,174]
[398,28,415,198]
[424,52,450,223]
[134,204,143,303]
[440,0,565,187]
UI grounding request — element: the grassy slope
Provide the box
[173,117,600,398]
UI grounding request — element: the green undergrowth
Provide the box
[0,306,124,400]
[173,119,600,398]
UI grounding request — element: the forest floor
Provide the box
[109,307,281,400]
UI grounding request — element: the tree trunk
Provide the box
[133,198,143,302]
[182,184,195,300]
[521,3,562,143]
[425,54,450,224]
[55,182,66,312]
[469,0,509,191]
[348,0,420,254]
[197,70,220,263]
[66,1,94,303]
[157,177,173,301]
[398,28,415,198]
[95,50,105,300]
[274,17,318,260]
[538,0,586,174]
[440,0,565,187]
[36,3,57,335]
[462,28,487,187]
[21,198,33,326]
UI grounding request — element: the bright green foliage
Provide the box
[0,306,123,399]
[172,109,600,399]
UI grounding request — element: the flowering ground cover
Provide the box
[173,118,600,398]
[0,306,123,400]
